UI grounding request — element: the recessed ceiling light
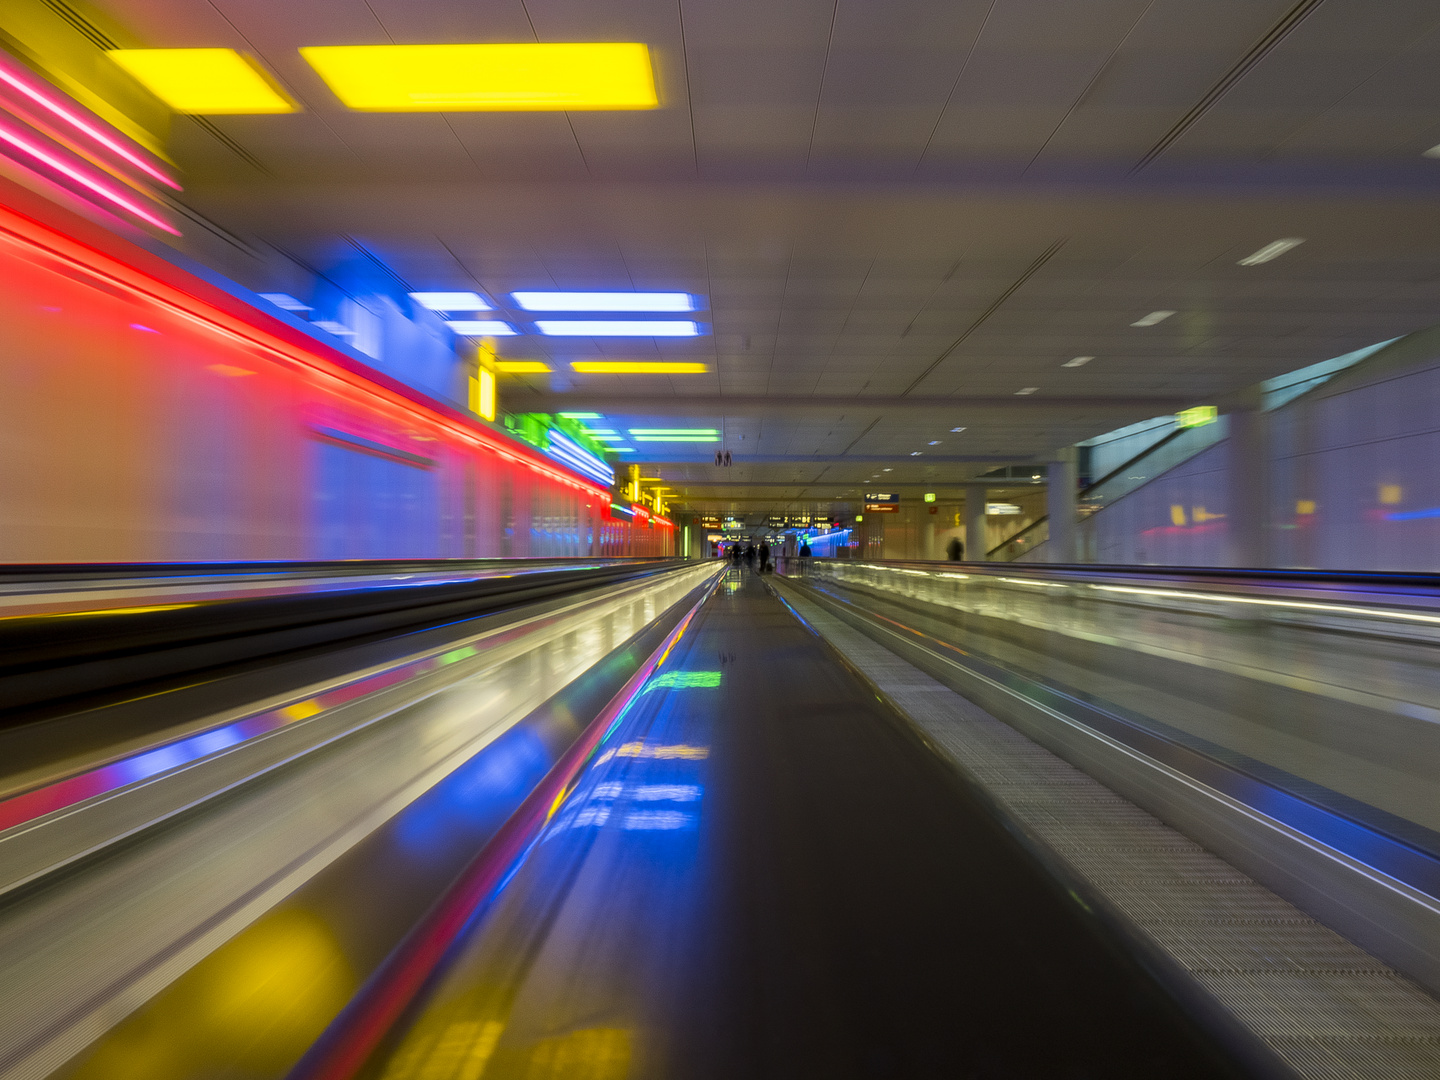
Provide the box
[446,320,516,336]
[1131,310,1175,327]
[1425,144,1440,159]
[411,291,490,311]
[299,43,658,112]
[928,440,941,445]
[1015,387,1038,395]
[883,468,892,472]
[571,361,708,374]
[512,291,695,311]
[951,426,966,433]
[1237,238,1304,266]
[558,412,603,419]
[539,320,701,336]
[496,361,551,373]
[1063,355,1093,368]
[910,451,922,456]
[108,49,297,113]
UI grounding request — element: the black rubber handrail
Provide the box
[1,559,686,717]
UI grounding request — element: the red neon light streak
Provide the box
[0,116,178,234]
[0,55,179,191]
[0,202,607,499]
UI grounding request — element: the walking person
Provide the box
[798,539,812,576]
[758,540,770,574]
[744,543,756,570]
[946,535,963,561]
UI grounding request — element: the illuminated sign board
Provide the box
[863,492,900,513]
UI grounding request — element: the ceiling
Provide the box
[83,0,1440,513]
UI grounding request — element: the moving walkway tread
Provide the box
[318,569,1276,1080]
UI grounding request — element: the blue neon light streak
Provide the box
[545,429,615,486]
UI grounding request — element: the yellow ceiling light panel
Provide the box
[571,362,707,374]
[299,43,657,111]
[108,49,298,113]
[496,361,552,373]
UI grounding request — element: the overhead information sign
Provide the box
[864,492,900,513]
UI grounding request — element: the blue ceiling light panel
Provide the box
[411,291,491,311]
[511,291,696,312]
[535,320,701,336]
[446,320,516,336]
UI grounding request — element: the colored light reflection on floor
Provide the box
[62,909,355,1080]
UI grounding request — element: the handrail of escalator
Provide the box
[813,557,1440,603]
[0,558,689,717]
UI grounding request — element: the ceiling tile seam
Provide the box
[1022,0,1160,176]
[839,416,882,457]
[802,0,842,171]
[766,243,797,398]
[912,0,999,176]
[1132,0,1329,173]
[900,239,1068,397]
[676,0,700,178]
[1261,12,1440,161]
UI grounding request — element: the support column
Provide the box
[964,486,988,561]
[1046,448,1078,564]
[1227,395,1272,568]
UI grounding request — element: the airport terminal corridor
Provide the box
[6,1,1440,1077]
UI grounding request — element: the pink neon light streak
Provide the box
[0,114,179,234]
[0,54,179,191]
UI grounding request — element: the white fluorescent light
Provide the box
[411,291,491,311]
[910,451,922,456]
[536,320,701,336]
[1063,355,1093,368]
[1424,144,1440,159]
[928,440,941,445]
[259,292,311,312]
[1237,238,1304,266]
[950,426,966,433]
[1015,387,1038,395]
[312,320,355,336]
[1131,310,1175,327]
[512,291,695,311]
[446,320,516,336]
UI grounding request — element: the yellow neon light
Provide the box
[107,50,297,114]
[478,368,496,421]
[300,43,658,112]
[571,362,708,374]
[496,361,552,373]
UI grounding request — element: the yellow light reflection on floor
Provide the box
[300,44,658,112]
[62,909,355,1080]
[107,50,298,114]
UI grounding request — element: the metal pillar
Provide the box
[964,487,988,561]
[1227,400,1271,568]
[1046,448,1078,564]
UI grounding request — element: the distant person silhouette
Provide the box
[946,536,963,561]
[744,543,756,569]
[758,540,770,573]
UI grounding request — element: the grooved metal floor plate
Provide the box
[779,583,1440,1080]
